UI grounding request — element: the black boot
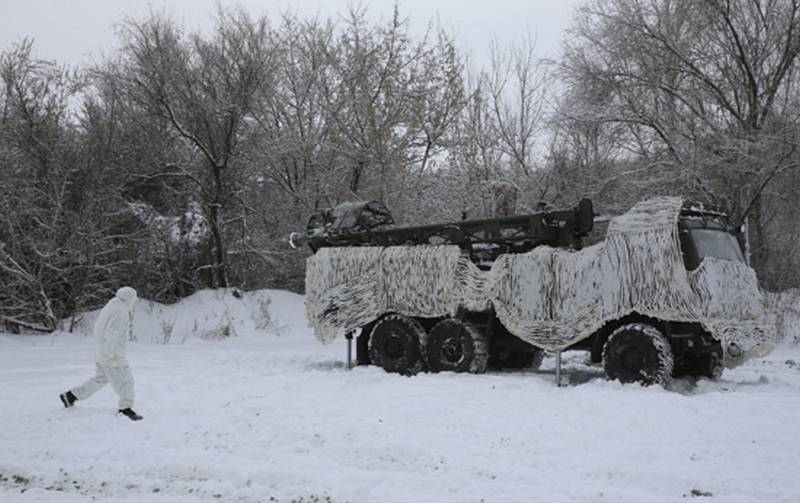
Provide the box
[118,408,143,421]
[59,391,77,408]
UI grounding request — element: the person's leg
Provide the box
[106,364,135,410]
[70,363,109,401]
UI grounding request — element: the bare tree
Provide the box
[448,37,553,218]
[560,0,800,277]
[250,8,466,224]
[114,8,277,288]
[0,40,148,331]
[251,15,339,210]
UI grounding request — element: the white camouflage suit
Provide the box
[71,287,138,409]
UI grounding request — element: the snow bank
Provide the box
[128,201,208,247]
[1,325,799,502]
[1,286,798,502]
[63,289,310,344]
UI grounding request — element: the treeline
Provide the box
[2,1,800,332]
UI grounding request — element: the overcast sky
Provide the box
[0,0,583,68]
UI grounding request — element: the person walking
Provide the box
[60,287,143,421]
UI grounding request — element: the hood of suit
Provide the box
[116,287,138,308]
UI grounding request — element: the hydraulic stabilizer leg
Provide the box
[555,351,562,387]
[346,332,353,370]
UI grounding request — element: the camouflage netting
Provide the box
[305,197,775,367]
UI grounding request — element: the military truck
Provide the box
[293,197,772,385]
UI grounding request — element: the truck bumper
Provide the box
[710,322,775,368]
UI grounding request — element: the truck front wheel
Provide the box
[369,314,427,375]
[602,323,673,386]
[427,319,488,373]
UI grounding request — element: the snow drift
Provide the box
[64,289,306,344]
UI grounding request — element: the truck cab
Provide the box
[678,210,745,271]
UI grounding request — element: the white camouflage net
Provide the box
[305,197,775,367]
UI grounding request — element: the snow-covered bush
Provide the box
[250,292,273,330]
[764,289,800,345]
[160,319,175,344]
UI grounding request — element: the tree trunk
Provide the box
[209,165,228,288]
[748,193,768,278]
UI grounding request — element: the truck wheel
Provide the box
[490,349,545,370]
[427,319,488,373]
[602,323,673,386]
[369,314,427,375]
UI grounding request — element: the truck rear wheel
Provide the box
[369,314,427,375]
[602,323,673,386]
[427,319,488,373]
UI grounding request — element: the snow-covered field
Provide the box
[1,290,799,503]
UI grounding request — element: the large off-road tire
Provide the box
[602,323,674,386]
[427,319,488,373]
[489,348,545,370]
[369,314,427,375]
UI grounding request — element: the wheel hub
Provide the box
[622,347,644,373]
[384,335,405,359]
[441,336,464,363]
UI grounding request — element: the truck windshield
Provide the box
[690,229,745,263]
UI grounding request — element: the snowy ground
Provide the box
[1,290,799,503]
